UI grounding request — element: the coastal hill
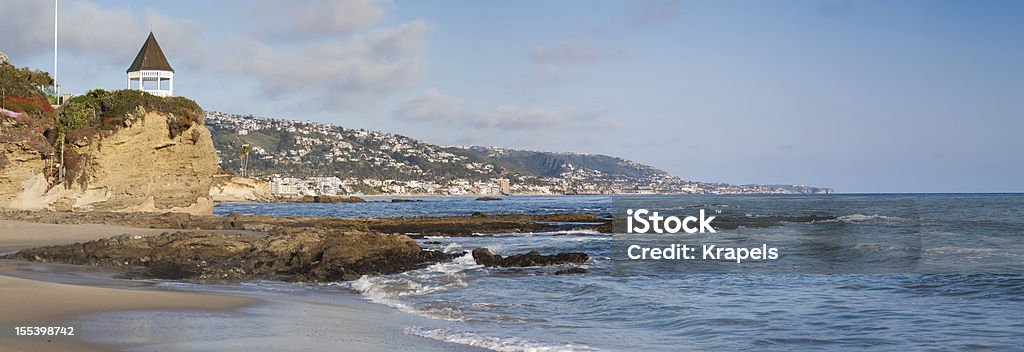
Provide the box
[207,112,832,194]
[0,62,217,214]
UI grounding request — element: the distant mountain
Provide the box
[453,147,667,179]
[205,112,832,195]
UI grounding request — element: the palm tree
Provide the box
[239,144,252,177]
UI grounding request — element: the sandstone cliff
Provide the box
[0,112,218,215]
[209,175,271,202]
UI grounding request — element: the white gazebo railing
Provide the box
[127,70,174,97]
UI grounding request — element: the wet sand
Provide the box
[0,275,257,323]
[0,275,257,351]
[0,220,483,351]
[0,220,174,253]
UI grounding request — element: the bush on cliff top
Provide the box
[0,62,53,103]
[1,95,53,115]
[66,89,205,138]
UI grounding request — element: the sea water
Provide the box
[216,194,1024,351]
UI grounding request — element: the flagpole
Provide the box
[54,0,58,101]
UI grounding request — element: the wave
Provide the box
[542,229,604,235]
[440,242,463,254]
[346,253,481,321]
[405,327,602,352]
[489,229,605,237]
[829,214,906,223]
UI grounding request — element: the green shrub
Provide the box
[0,62,52,102]
[59,101,90,133]
[66,89,204,138]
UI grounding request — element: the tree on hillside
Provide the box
[55,101,91,185]
[239,144,252,177]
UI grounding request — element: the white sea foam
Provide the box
[830,214,905,222]
[349,276,422,315]
[491,229,604,237]
[425,253,482,274]
[544,229,603,235]
[441,242,463,253]
[347,253,481,321]
[405,327,603,352]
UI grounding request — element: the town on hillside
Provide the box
[206,112,834,197]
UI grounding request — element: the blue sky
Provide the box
[2,0,1022,192]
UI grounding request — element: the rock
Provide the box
[4,228,459,282]
[0,112,218,215]
[298,195,366,203]
[471,211,487,217]
[391,198,422,203]
[471,248,499,266]
[471,247,589,267]
[476,197,502,201]
[0,210,611,237]
[554,267,588,275]
[209,176,271,202]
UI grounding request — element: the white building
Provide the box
[496,178,511,195]
[126,32,174,97]
[269,177,303,196]
[308,177,344,195]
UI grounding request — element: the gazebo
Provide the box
[126,32,174,97]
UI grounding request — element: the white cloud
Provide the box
[0,0,197,64]
[0,0,52,59]
[247,0,392,39]
[207,20,431,106]
[395,89,599,130]
[527,41,607,82]
[629,0,681,26]
[531,42,605,64]
[1,0,427,108]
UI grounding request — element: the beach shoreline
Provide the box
[0,220,486,352]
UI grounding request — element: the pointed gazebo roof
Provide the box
[127,32,174,73]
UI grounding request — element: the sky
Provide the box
[1,0,1022,193]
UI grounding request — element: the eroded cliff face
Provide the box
[0,112,217,215]
[209,176,271,202]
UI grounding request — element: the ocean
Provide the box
[210,194,1024,351]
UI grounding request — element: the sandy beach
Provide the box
[0,220,258,351]
[0,219,483,351]
[0,220,175,253]
[0,275,257,324]
[0,275,257,352]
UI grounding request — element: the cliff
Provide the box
[1,111,218,215]
[209,175,271,202]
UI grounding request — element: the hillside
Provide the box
[206,112,832,195]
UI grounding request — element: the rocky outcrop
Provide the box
[297,195,366,203]
[471,248,589,267]
[209,175,271,202]
[0,210,610,237]
[4,228,458,282]
[0,112,217,215]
